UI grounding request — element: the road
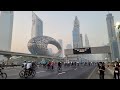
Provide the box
[1,65,96,79]
[37,66,95,79]
[88,67,113,79]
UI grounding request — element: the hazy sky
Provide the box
[11,11,120,54]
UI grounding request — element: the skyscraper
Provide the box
[117,31,120,58]
[106,13,119,60]
[58,39,63,57]
[72,16,81,48]
[0,11,14,51]
[80,34,83,48]
[85,34,90,47]
[84,34,90,60]
[66,44,72,49]
[31,12,43,38]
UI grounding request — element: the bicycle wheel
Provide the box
[1,73,7,79]
[57,67,61,73]
[19,70,25,78]
[24,70,29,78]
[31,70,36,78]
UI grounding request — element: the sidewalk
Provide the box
[88,67,113,79]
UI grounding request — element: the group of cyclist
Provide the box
[22,60,37,74]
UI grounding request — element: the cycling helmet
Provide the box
[28,61,31,63]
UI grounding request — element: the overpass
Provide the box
[64,46,112,62]
[0,50,63,64]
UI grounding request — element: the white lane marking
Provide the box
[74,68,77,70]
[87,67,97,79]
[58,72,66,75]
[36,71,46,73]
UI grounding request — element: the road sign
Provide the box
[73,48,91,54]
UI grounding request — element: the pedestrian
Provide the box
[113,62,119,79]
[98,62,105,79]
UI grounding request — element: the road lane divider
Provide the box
[87,67,97,79]
[74,68,77,70]
[58,72,66,75]
[36,71,46,73]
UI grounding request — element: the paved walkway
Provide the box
[88,67,113,79]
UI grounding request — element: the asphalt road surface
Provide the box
[37,66,96,79]
[1,65,96,79]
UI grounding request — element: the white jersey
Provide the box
[22,63,27,68]
[26,63,32,69]
[23,63,27,66]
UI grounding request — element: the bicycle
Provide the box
[57,66,62,73]
[0,68,7,79]
[19,68,36,78]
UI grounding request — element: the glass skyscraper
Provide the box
[0,11,14,51]
[72,16,81,48]
[31,12,43,38]
[106,13,119,61]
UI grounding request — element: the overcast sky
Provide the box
[10,11,120,54]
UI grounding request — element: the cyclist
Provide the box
[31,61,37,70]
[0,64,3,72]
[22,60,27,69]
[26,61,32,74]
[51,61,54,70]
[58,62,62,71]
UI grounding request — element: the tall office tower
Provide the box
[106,13,119,61]
[66,44,72,49]
[117,31,120,58]
[0,11,14,51]
[58,39,63,57]
[85,34,90,47]
[31,12,43,38]
[84,34,90,60]
[80,34,83,48]
[72,16,81,48]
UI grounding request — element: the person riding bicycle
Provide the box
[0,64,3,72]
[51,61,54,70]
[26,61,32,74]
[32,61,38,70]
[58,62,62,70]
[22,60,27,69]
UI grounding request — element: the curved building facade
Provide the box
[28,36,62,57]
